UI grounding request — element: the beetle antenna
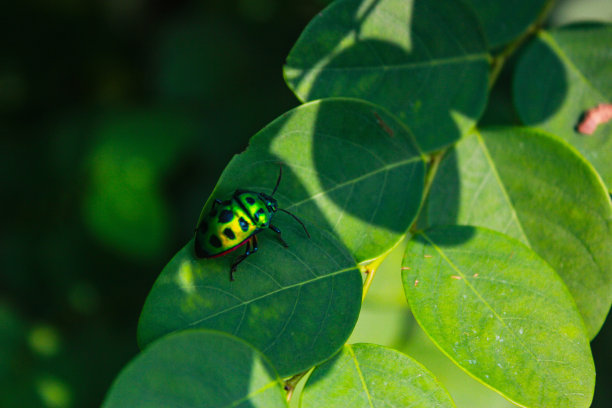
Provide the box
[279,209,311,238]
[271,164,282,196]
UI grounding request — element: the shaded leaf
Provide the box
[513,24,612,190]
[103,330,287,408]
[138,221,361,377]
[403,226,595,408]
[301,343,456,408]
[426,127,612,338]
[284,0,489,152]
[463,0,549,48]
[201,98,425,264]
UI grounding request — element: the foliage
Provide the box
[100,0,612,406]
[2,0,610,407]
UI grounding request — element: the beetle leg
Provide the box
[269,224,289,248]
[251,235,259,253]
[230,236,258,281]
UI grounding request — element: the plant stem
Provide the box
[421,151,443,204]
[489,0,558,89]
[409,150,445,233]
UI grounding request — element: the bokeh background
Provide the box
[1,1,610,407]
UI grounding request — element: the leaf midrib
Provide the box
[419,231,570,397]
[347,345,375,408]
[285,156,422,210]
[288,53,488,73]
[475,131,531,246]
[187,266,358,327]
[539,31,608,103]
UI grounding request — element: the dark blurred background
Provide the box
[0,1,610,407]
[0,1,331,406]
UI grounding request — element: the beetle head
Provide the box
[259,193,278,213]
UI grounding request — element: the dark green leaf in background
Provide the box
[0,305,24,384]
[155,17,249,102]
[284,0,489,153]
[463,0,549,48]
[83,110,197,259]
[103,330,287,408]
[138,222,361,377]
[426,127,612,339]
[201,98,425,264]
[403,226,595,408]
[301,343,456,408]
[514,24,612,190]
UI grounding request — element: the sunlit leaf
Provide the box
[426,127,612,338]
[138,221,361,377]
[401,315,517,408]
[284,0,489,152]
[513,24,612,190]
[301,344,456,408]
[403,226,595,408]
[103,330,287,408]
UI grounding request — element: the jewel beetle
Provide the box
[194,165,310,281]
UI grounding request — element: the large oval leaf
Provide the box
[463,0,549,48]
[103,330,287,408]
[284,0,489,153]
[201,98,425,264]
[426,127,612,338]
[513,24,612,190]
[403,226,595,408]
[300,343,456,408]
[138,220,362,377]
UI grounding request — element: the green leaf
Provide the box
[284,0,489,153]
[300,343,456,408]
[103,330,287,408]
[513,24,612,190]
[138,221,362,377]
[426,127,612,339]
[463,0,549,48]
[83,110,197,259]
[0,305,24,382]
[402,226,595,408]
[201,98,425,264]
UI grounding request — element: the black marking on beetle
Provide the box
[219,210,234,223]
[238,217,249,232]
[223,228,236,240]
[246,197,255,205]
[209,235,222,248]
[255,209,265,219]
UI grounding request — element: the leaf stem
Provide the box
[409,150,445,234]
[488,0,558,89]
[360,249,388,300]
[284,369,311,402]
[422,151,444,204]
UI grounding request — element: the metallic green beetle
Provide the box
[194,166,310,280]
